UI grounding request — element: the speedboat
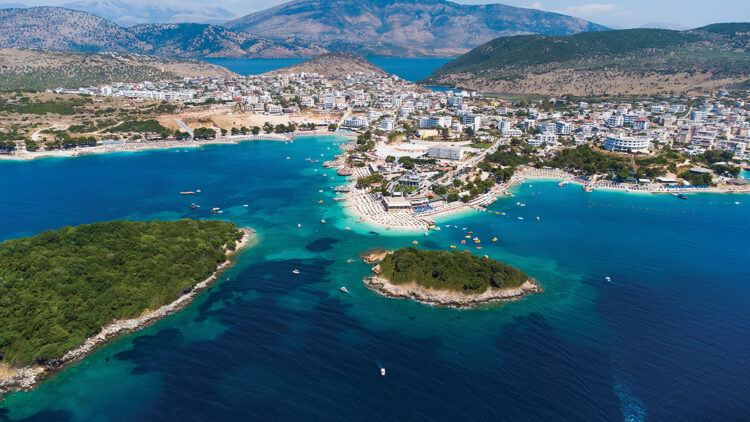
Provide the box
[340,286,349,293]
[292,269,300,274]
[297,223,302,228]
[321,219,326,224]
[492,238,498,242]
[536,216,540,221]
[605,276,611,282]
[190,203,198,209]
[517,217,524,220]
[381,368,386,376]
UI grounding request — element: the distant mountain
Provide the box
[640,22,690,31]
[0,48,237,91]
[266,52,388,77]
[62,0,236,26]
[225,0,609,57]
[0,7,322,58]
[421,24,750,95]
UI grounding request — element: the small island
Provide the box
[364,248,542,308]
[0,219,253,394]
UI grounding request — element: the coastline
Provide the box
[339,165,748,233]
[0,132,341,162]
[0,227,256,395]
[364,264,543,309]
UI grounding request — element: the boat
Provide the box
[476,246,482,250]
[492,238,498,242]
[501,212,506,216]
[412,241,419,245]
[340,286,349,293]
[297,223,302,228]
[210,207,221,214]
[196,189,201,193]
[292,269,300,275]
[506,192,515,197]
[536,216,540,221]
[381,368,386,376]
[465,235,471,239]
[243,204,249,207]
[346,259,356,263]
[460,240,466,244]
[190,203,198,209]
[321,219,326,224]
[735,202,740,205]
[180,191,196,195]
[318,200,324,204]
[450,245,456,249]
[671,193,688,200]
[605,276,611,282]
[345,227,351,230]
[286,156,290,160]
[517,217,524,220]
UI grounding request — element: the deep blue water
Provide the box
[205,58,452,83]
[1,137,749,421]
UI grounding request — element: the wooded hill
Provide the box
[422,24,750,95]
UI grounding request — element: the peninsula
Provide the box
[364,248,542,308]
[0,219,253,394]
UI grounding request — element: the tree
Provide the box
[328,123,338,131]
[220,128,228,136]
[251,126,261,135]
[385,155,396,163]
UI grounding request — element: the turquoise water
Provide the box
[205,58,452,82]
[1,137,749,421]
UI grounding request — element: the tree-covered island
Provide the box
[0,219,251,393]
[365,248,542,308]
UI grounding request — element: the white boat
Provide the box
[605,276,611,282]
[340,286,349,293]
[321,219,326,224]
[243,204,249,207]
[292,269,300,274]
[536,216,540,221]
[517,217,524,220]
[297,223,302,228]
[381,368,386,376]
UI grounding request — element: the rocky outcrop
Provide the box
[364,264,542,309]
[359,248,390,264]
[0,228,254,395]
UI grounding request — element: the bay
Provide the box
[0,137,749,421]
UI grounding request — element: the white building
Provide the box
[556,121,573,135]
[419,116,452,128]
[343,116,369,128]
[462,114,481,132]
[604,135,650,153]
[607,115,624,128]
[379,119,395,131]
[427,146,465,160]
[501,128,523,138]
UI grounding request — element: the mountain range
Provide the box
[225,0,609,57]
[266,52,389,78]
[62,0,236,26]
[0,0,607,58]
[0,7,324,58]
[421,24,750,95]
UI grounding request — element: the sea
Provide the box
[205,57,454,90]
[0,135,749,421]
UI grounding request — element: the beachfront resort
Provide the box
[1,65,749,230]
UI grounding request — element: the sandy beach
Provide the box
[0,228,256,395]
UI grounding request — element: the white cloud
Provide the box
[557,3,617,18]
[528,1,543,9]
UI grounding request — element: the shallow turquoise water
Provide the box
[1,137,749,421]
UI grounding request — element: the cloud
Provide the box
[528,1,543,9]
[557,3,617,18]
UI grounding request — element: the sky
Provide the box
[7,0,749,29]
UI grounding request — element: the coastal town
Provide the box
[1,59,749,231]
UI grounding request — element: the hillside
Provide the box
[0,7,321,58]
[62,0,236,26]
[266,52,388,77]
[225,0,608,57]
[422,25,750,95]
[0,49,237,91]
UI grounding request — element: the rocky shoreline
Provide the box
[0,228,255,395]
[364,264,542,309]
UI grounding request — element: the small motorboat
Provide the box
[605,276,611,282]
[297,223,302,228]
[346,259,356,263]
[318,200,324,204]
[501,212,506,216]
[321,219,326,224]
[340,286,349,293]
[180,191,196,195]
[292,269,300,274]
[243,204,249,207]
[381,368,386,376]
[536,216,540,221]
[345,227,351,230]
[517,217,524,220]
[460,240,466,244]
[476,246,482,250]
[412,241,419,245]
[190,203,198,209]
[492,238,498,242]
[196,189,201,193]
[450,245,456,249]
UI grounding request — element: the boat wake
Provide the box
[613,372,646,422]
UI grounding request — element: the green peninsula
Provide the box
[0,219,246,367]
